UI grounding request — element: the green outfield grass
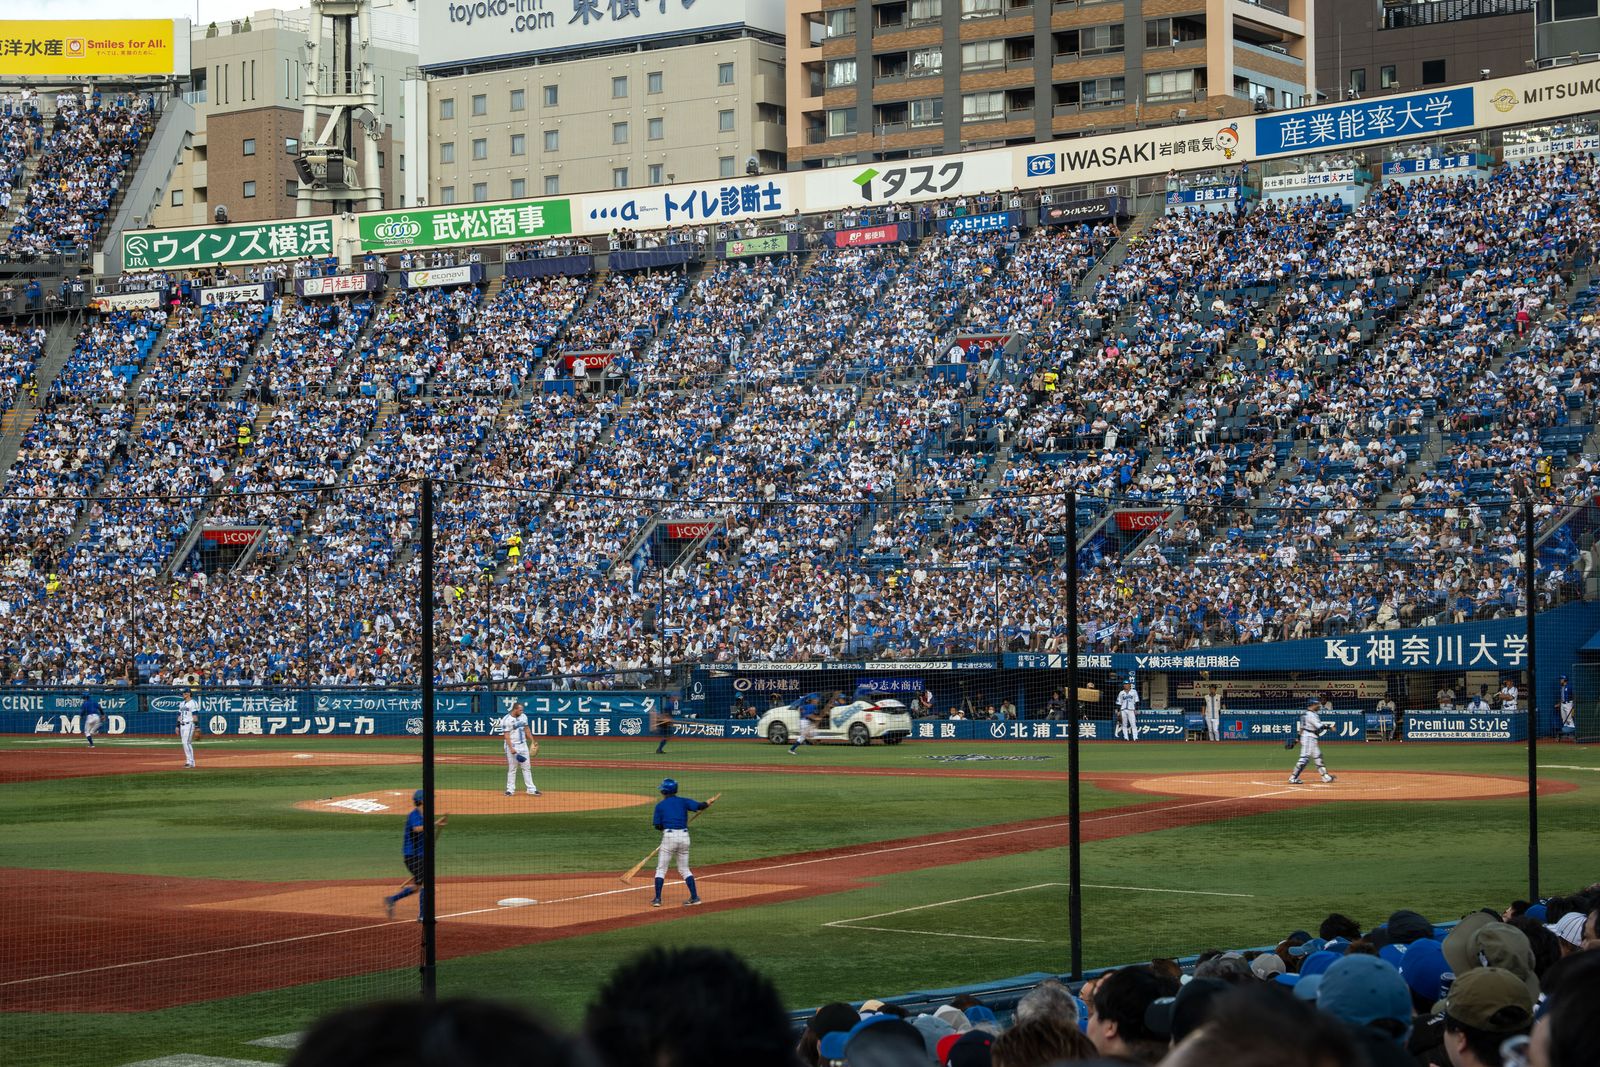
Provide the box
[2,735,1596,1067]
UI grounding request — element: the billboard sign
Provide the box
[419,0,785,70]
[1255,87,1475,156]
[358,200,573,254]
[579,178,789,230]
[0,19,187,78]
[123,219,334,271]
[723,233,790,259]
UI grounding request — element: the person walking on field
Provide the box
[82,693,103,748]
[1289,699,1336,785]
[498,701,539,796]
[384,789,447,920]
[178,688,200,767]
[651,778,714,908]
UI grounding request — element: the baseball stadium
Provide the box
[3,3,1600,1066]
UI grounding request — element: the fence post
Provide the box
[1523,499,1538,902]
[420,477,438,1000]
[1066,490,1082,981]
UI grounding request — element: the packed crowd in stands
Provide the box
[0,149,1597,681]
[281,883,1600,1067]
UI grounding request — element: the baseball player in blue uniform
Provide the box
[1288,699,1336,785]
[651,778,713,907]
[81,694,103,748]
[1558,675,1575,731]
[384,789,447,920]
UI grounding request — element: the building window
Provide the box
[909,0,942,20]
[910,47,943,75]
[1058,24,1124,57]
[171,189,184,206]
[544,174,559,195]
[543,84,558,107]
[1380,65,1397,88]
[1421,59,1446,84]
[440,142,455,163]
[440,98,455,120]
[718,109,735,132]
[1145,69,1197,102]
[440,186,456,204]
[544,129,559,151]
[961,0,1001,16]
[471,93,487,116]
[378,151,386,169]
[825,8,855,36]
[648,71,663,93]
[612,75,628,98]
[510,177,526,198]
[647,116,664,140]
[961,40,1004,69]
[472,138,488,160]
[827,58,857,87]
[510,88,526,111]
[1553,0,1599,18]
[909,97,944,127]
[648,163,664,184]
[612,121,629,144]
[961,91,1005,121]
[719,155,735,177]
[1348,68,1366,95]
[613,167,629,187]
[1080,77,1125,107]
[285,136,298,154]
[826,107,856,136]
[285,179,298,198]
[243,180,257,198]
[718,62,734,85]
[242,137,256,156]
[472,182,488,201]
[1144,17,1202,47]
[510,133,526,156]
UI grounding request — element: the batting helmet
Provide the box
[413,788,426,804]
[659,778,678,795]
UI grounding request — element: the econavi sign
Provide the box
[420,0,785,69]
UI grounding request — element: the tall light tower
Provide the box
[295,0,383,216]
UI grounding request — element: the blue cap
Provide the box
[1300,950,1342,978]
[1378,944,1406,967]
[964,1005,997,1026]
[1525,903,1548,923]
[818,1014,906,1061]
[1317,956,1413,1040]
[1324,937,1353,954]
[1289,937,1328,957]
[413,789,425,804]
[1398,937,1452,1002]
[1293,974,1323,1000]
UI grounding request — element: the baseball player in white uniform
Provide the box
[1497,680,1519,713]
[1289,699,1335,784]
[1115,681,1140,741]
[178,689,200,768]
[498,701,540,796]
[1202,685,1224,742]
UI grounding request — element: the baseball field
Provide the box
[2,732,1595,1066]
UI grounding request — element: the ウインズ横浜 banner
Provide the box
[358,199,573,254]
[123,219,335,271]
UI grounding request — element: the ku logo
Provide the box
[1323,639,1360,667]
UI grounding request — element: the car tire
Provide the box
[848,723,870,746]
[767,723,789,745]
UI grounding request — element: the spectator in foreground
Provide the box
[1529,951,1600,1067]
[1011,977,1080,1030]
[1162,985,1359,1067]
[1435,967,1534,1067]
[585,946,799,1067]
[1086,966,1178,1063]
[286,998,593,1067]
[990,1016,1096,1066]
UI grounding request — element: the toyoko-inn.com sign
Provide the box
[419,0,785,70]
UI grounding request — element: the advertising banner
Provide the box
[1381,153,1478,175]
[665,521,718,539]
[359,200,572,254]
[91,289,166,311]
[123,219,335,271]
[1113,509,1171,532]
[580,178,789,231]
[199,281,274,306]
[1502,133,1600,160]
[199,528,261,547]
[1404,712,1527,741]
[1039,197,1127,225]
[1260,170,1358,190]
[1256,87,1475,156]
[563,350,616,373]
[0,19,186,78]
[808,155,1015,213]
[830,224,901,248]
[419,0,785,71]
[400,264,483,289]
[723,233,792,259]
[1166,185,1241,205]
[299,272,380,297]
[938,211,1017,236]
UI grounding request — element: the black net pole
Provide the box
[1066,491,1082,981]
[1524,500,1539,902]
[420,477,438,1000]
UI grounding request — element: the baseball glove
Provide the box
[1283,738,1295,749]
[529,740,539,757]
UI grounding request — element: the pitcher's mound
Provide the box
[295,788,656,815]
[1126,771,1536,801]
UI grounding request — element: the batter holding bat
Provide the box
[1287,698,1336,785]
[650,778,715,907]
[498,700,540,796]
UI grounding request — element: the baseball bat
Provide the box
[620,792,722,883]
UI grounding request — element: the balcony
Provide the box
[1382,0,1531,26]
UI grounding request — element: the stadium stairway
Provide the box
[225,301,283,400]
[0,311,85,479]
[273,397,397,574]
[1075,195,1163,294]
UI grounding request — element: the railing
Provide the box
[1382,0,1532,27]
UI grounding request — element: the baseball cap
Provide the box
[1299,949,1342,978]
[944,1030,993,1067]
[412,788,425,803]
[1289,937,1328,957]
[806,1002,860,1039]
[963,1004,998,1033]
[936,1032,963,1065]
[1378,944,1406,967]
[1250,953,1287,980]
[818,1014,922,1062]
[1144,977,1228,1043]
[1545,912,1585,949]
[1469,922,1540,998]
[909,1013,958,1060]
[1385,910,1435,945]
[1398,937,1453,1002]
[1442,912,1498,974]
[1317,955,1413,1038]
[1525,903,1548,923]
[932,1004,972,1033]
[1435,967,1535,1033]
[858,998,888,1016]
